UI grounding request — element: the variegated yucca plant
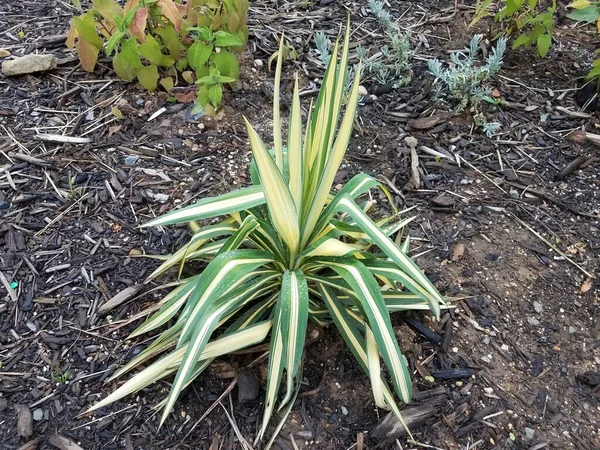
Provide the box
[87,24,446,443]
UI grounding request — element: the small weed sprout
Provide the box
[428,35,507,136]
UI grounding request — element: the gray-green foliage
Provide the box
[360,0,412,88]
[313,0,411,90]
[428,35,507,137]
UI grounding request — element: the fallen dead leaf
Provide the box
[174,90,196,103]
[581,278,593,294]
[451,242,465,261]
[108,125,122,137]
[210,361,236,379]
[491,88,501,98]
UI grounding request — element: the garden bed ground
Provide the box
[1,0,599,449]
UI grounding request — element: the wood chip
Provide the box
[34,134,91,144]
[555,106,592,119]
[408,113,452,130]
[17,440,39,450]
[97,284,144,316]
[14,404,33,438]
[48,435,85,450]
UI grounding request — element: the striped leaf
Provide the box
[335,195,445,319]
[258,290,287,441]
[141,186,265,228]
[245,119,300,258]
[86,321,272,414]
[161,267,277,425]
[279,270,309,407]
[313,256,412,403]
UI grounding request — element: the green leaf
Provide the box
[139,35,175,66]
[189,26,212,42]
[586,63,600,79]
[537,33,551,57]
[113,37,142,81]
[86,320,272,414]
[73,14,104,49]
[160,251,275,425]
[188,41,213,72]
[214,30,243,47]
[505,0,525,16]
[335,195,445,318]
[208,84,222,107]
[196,85,210,107]
[155,23,185,59]
[279,270,309,407]
[211,50,239,81]
[105,30,125,55]
[512,34,531,49]
[136,64,160,91]
[470,0,494,27]
[566,6,599,22]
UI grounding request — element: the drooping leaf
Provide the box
[157,0,182,31]
[73,14,104,49]
[211,50,239,80]
[136,64,160,90]
[113,37,142,80]
[208,84,222,106]
[66,20,79,49]
[536,33,551,57]
[93,0,124,27]
[139,35,175,66]
[129,7,147,41]
[76,39,100,72]
[155,23,185,59]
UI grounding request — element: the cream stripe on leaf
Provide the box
[141,186,265,228]
[301,55,362,247]
[161,270,278,426]
[335,195,445,319]
[287,76,304,209]
[258,289,287,441]
[87,321,272,414]
[313,256,412,403]
[145,221,238,281]
[279,270,309,408]
[245,119,300,259]
[175,251,274,345]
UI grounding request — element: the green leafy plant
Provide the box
[471,0,556,57]
[567,0,600,80]
[428,35,506,136]
[85,25,447,444]
[66,0,248,112]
